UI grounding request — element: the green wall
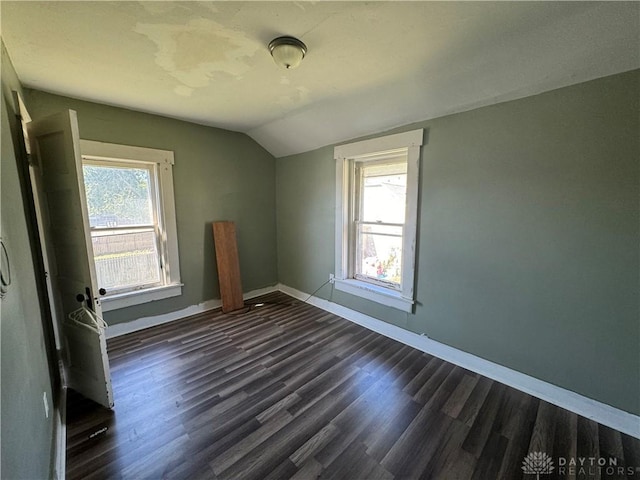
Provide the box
[25,90,278,325]
[5,51,638,480]
[276,70,640,415]
[1,42,56,479]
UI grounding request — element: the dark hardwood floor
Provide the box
[66,292,640,479]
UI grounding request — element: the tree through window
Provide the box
[83,160,162,293]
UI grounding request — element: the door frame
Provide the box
[9,90,63,392]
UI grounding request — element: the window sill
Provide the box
[99,283,183,312]
[333,278,414,313]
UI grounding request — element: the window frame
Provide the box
[83,157,164,294]
[353,157,406,290]
[79,140,182,311]
[334,129,423,312]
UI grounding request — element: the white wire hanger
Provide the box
[67,305,108,333]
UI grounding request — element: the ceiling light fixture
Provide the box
[268,36,307,70]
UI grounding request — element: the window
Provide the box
[334,129,423,312]
[80,140,182,311]
[354,158,407,289]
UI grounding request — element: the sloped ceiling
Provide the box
[1,1,638,157]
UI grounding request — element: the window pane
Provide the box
[356,224,403,285]
[361,162,407,224]
[92,231,161,290]
[83,164,154,227]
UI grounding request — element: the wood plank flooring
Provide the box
[66,292,640,479]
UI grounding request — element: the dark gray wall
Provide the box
[276,70,640,415]
[1,42,55,479]
[25,90,278,325]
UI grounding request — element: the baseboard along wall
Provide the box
[104,285,279,338]
[104,282,640,439]
[278,284,640,439]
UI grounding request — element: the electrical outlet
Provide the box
[43,391,49,418]
[329,273,335,284]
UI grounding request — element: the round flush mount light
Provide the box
[268,36,307,69]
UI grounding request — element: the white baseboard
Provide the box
[105,285,279,338]
[277,283,640,439]
[51,387,66,480]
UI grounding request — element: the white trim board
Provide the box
[277,283,640,439]
[52,386,66,480]
[105,285,278,338]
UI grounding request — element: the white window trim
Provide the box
[98,284,183,311]
[334,129,423,313]
[79,140,182,311]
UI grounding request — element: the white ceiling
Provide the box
[1,1,638,157]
